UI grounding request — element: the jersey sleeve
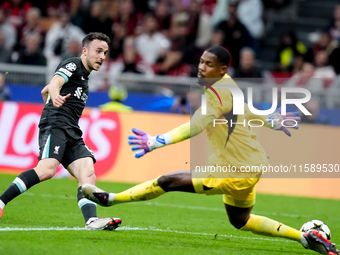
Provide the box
[54,59,79,83]
[190,86,233,134]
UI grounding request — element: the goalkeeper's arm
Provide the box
[244,103,300,136]
[128,113,215,158]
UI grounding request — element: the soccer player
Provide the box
[82,46,338,253]
[0,32,121,230]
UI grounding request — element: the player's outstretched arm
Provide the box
[245,104,301,136]
[128,121,193,158]
[265,111,301,136]
[128,106,217,158]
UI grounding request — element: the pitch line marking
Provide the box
[0,227,84,231]
[118,226,293,243]
[0,226,293,243]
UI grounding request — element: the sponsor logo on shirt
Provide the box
[74,87,88,104]
[74,87,83,99]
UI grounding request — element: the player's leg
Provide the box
[34,158,61,181]
[225,204,302,241]
[226,204,339,254]
[67,154,121,230]
[62,136,101,227]
[221,176,302,241]
[0,158,59,220]
[224,180,339,255]
[112,170,195,202]
[67,157,98,223]
[82,170,195,206]
[0,126,64,220]
[158,171,195,192]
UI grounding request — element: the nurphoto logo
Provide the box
[201,84,311,128]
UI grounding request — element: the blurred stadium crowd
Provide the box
[1,0,339,77]
[1,0,340,123]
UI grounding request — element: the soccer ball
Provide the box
[300,220,331,240]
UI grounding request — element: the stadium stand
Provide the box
[0,0,339,125]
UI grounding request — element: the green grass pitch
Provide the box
[0,173,339,255]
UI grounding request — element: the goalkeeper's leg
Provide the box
[228,204,339,254]
[226,204,302,241]
[82,171,195,206]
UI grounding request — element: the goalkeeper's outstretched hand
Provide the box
[128,128,155,158]
[266,111,301,136]
[128,128,168,158]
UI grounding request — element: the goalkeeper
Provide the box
[83,46,338,255]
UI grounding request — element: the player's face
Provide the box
[198,51,226,84]
[84,39,109,71]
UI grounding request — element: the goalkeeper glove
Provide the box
[128,128,169,158]
[266,111,301,136]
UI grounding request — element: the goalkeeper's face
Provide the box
[198,51,226,85]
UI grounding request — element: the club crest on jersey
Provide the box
[65,62,77,71]
[54,146,60,155]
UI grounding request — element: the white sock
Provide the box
[108,193,116,203]
[0,200,5,209]
[301,233,308,248]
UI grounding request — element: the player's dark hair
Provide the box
[206,46,230,67]
[82,32,111,48]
